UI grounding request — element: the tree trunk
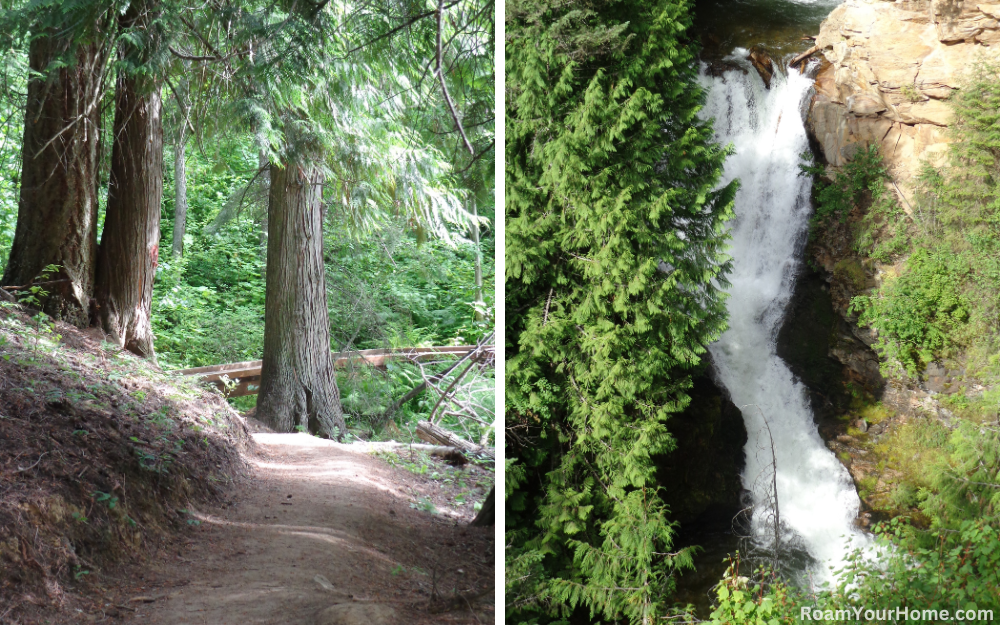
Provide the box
[471,487,494,526]
[255,159,346,438]
[94,0,163,359]
[1,36,105,327]
[258,150,270,271]
[172,123,187,258]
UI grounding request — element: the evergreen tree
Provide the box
[211,0,490,437]
[94,0,166,359]
[0,2,114,326]
[505,0,736,621]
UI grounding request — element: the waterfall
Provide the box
[699,58,866,580]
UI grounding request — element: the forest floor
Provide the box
[111,433,495,625]
[0,303,494,625]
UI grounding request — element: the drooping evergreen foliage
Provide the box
[505,0,736,620]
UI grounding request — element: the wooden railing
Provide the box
[172,345,494,397]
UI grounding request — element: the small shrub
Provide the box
[900,83,923,102]
[852,248,970,377]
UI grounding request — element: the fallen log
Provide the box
[416,420,495,460]
[174,344,494,398]
[356,441,464,456]
[790,44,821,69]
[383,343,482,420]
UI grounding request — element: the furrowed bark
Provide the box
[259,150,270,268]
[1,36,106,327]
[256,158,346,438]
[94,0,163,359]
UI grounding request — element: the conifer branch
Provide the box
[168,46,218,61]
[340,0,463,57]
[436,0,474,156]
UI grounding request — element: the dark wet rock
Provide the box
[655,372,747,526]
[657,372,747,619]
[747,46,775,88]
[705,58,748,78]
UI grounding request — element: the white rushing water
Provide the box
[699,58,866,580]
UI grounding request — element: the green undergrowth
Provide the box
[153,142,495,372]
[340,358,494,444]
[707,519,1000,625]
[231,355,495,446]
[841,63,1000,382]
[0,302,249,619]
[146,140,495,447]
[374,448,494,518]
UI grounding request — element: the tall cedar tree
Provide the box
[1,9,111,326]
[256,129,346,437]
[94,0,164,359]
[504,0,736,621]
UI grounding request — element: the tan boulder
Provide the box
[895,99,954,125]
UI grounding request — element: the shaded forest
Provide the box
[0,0,495,440]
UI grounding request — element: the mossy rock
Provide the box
[833,258,867,291]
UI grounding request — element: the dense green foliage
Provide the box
[804,145,890,228]
[504,0,735,620]
[151,143,495,371]
[0,50,25,278]
[843,63,1000,382]
[853,248,970,376]
[708,520,1000,625]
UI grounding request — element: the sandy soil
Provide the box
[111,433,494,625]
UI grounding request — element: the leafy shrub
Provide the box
[708,521,1000,624]
[852,248,969,377]
[803,144,891,227]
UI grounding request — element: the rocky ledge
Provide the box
[807,0,1000,204]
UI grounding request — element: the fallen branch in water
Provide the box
[790,44,821,69]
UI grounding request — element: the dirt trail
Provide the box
[116,433,494,625]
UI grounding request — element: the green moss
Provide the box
[834,258,866,291]
[859,401,892,425]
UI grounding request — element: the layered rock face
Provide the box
[808,0,1000,204]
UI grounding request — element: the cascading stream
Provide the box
[699,59,866,580]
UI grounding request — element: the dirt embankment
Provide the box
[0,304,252,622]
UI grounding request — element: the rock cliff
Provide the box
[800,0,1000,521]
[807,0,1000,205]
